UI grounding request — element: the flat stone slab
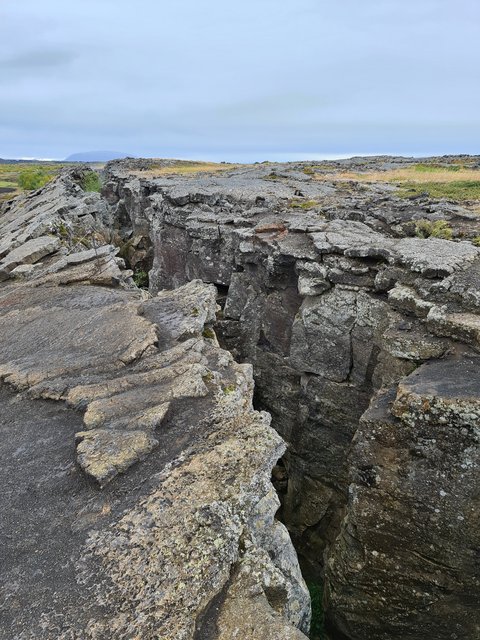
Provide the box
[0,235,61,279]
[393,355,480,428]
[312,221,480,277]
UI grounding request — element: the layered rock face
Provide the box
[104,157,480,640]
[0,170,310,639]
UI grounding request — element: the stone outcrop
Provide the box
[325,357,479,640]
[102,157,480,640]
[0,170,310,639]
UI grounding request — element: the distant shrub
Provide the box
[263,172,280,181]
[81,171,102,192]
[415,219,453,240]
[18,169,50,190]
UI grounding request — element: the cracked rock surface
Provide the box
[0,170,310,639]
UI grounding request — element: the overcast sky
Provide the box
[1,0,479,161]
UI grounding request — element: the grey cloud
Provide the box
[0,0,479,159]
[0,49,77,80]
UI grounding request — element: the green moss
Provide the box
[288,199,318,210]
[191,307,199,317]
[56,222,70,238]
[413,163,462,173]
[472,236,480,247]
[398,180,480,201]
[117,238,134,261]
[307,581,324,640]
[72,235,91,248]
[222,384,236,395]
[303,167,315,175]
[202,327,216,339]
[415,219,453,240]
[202,370,214,383]
[263,172,280,181]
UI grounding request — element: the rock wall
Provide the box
[104,158,480,640]
[326,359,479,639]
[0,169,310,639]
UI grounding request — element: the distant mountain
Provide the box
[65,151,133,162]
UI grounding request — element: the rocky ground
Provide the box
[0,158,479,640]
[0,168,309,639]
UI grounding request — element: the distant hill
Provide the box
[65,151,133,162]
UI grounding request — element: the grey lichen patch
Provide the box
[75,409,309,639]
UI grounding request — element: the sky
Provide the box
[1,0,479,161]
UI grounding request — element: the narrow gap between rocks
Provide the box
[109,207,346,640]
[212,285,329,640]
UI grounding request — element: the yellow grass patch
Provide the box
[314,166,480,185]
[131,161,237,178]
[313,164,480,201]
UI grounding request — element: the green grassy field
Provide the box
[397,179,480,200]
[0,163,67,200]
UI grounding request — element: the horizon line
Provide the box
[3,151,480,163]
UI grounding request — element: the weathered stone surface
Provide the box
[388,283,434,318]
[0,175,310,639]
[325,360,480,640]
[427,304,480,350]
[312,221,480,277]
[290,288,357,381]
[75,428,159,486]
[296,260,330,296]
[392,356,480,427]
